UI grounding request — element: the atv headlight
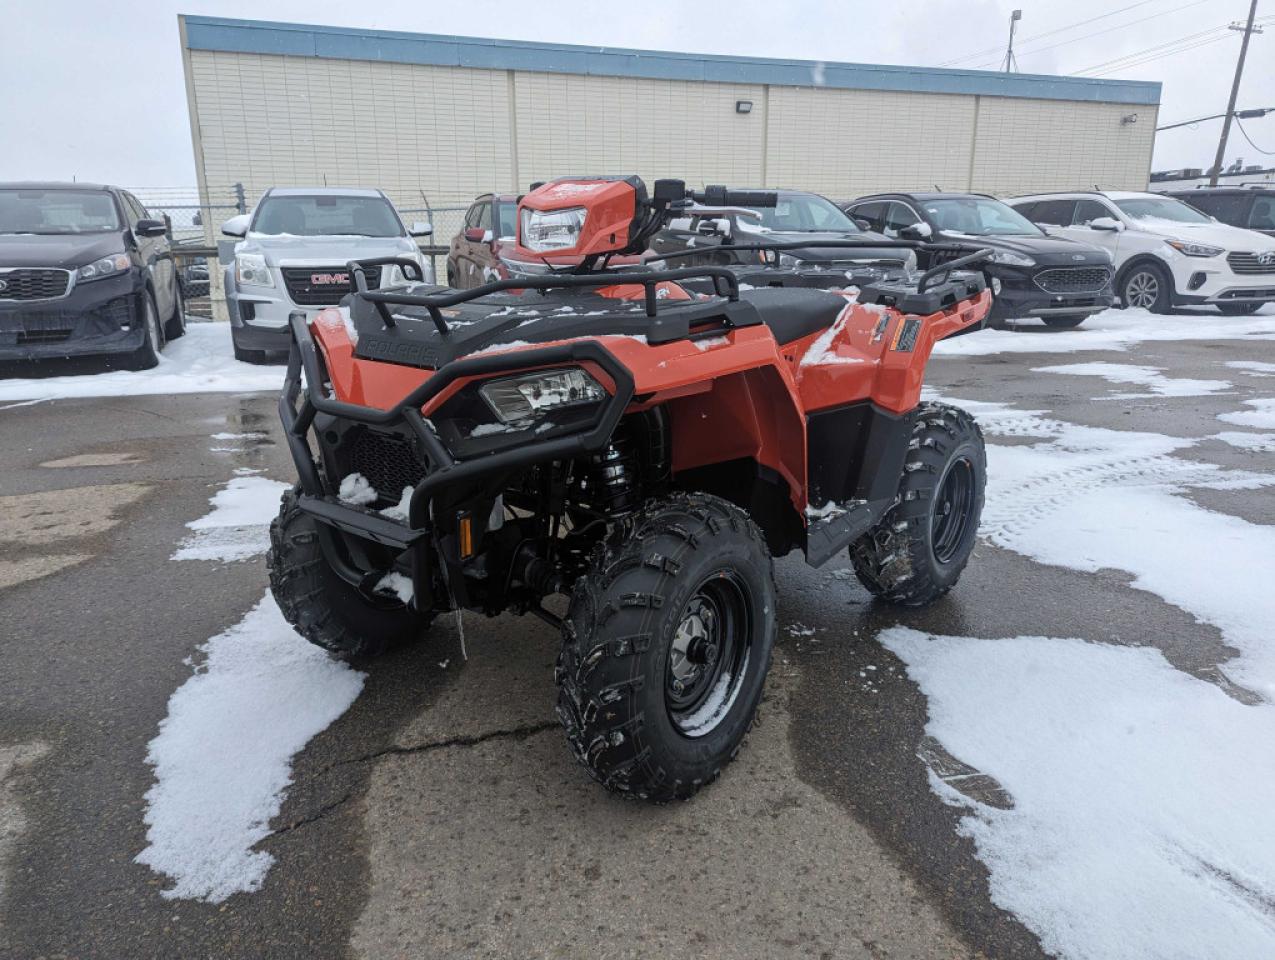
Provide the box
[1165,239,1224,258]
[479,368,606,424]
[77,253,131,282]
[520,207,586,253]
[235,252,275,288]
[988,250,1036,267]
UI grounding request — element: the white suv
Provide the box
[1008,191,1275,315]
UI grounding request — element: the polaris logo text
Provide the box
[310,273,349,285]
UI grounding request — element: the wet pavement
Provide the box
[1,321,1272,959]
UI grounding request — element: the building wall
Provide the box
[183,48,1158,207]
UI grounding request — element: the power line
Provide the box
[1080,33,1238,76]
[938,0,1163,66]
[1070,23,1235,75]
[1234,117,1275,155]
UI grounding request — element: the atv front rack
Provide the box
[347,256,746,333]
[279,311,636,607]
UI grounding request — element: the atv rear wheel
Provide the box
[850,402,985,606]
[268,487,432,661]
[556,492,776,802]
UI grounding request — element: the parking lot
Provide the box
[2,307,1273,959]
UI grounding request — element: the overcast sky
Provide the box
[3,0,1272,188]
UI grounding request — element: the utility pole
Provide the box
[1210,0,1263,186]
[1002,9,1022,73]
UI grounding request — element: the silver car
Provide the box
[221,187,432,362]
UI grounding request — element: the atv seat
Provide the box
[738,287,848,344]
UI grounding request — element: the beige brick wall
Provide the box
[184,49,1156,210]
[512,73,766,190]
[764,87,978,198]
[969,97,1157,196]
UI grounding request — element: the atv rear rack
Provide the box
[347,256,746,333]
[279,311,636,606]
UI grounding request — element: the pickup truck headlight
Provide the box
[235,252,275,288]
[386,257,430,287]
[988,250,1036,267]
[520,207,586,252]
[480,368,606,424]
[1166,239,1224,258]
[77,254,131,282]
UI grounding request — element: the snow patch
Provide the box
[374,572,413,604]
[1033,362,1231,398]
[0,324,283,403]
[1225,360,1275,376]
[1215,431,1275,452]
[135,595,365,902]
[1218,398,1275,430]
[379,487,412,523]
[884,627,1275,960]
[173,476,289,563]
[337,473,377,506]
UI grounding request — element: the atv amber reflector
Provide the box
[519,206,587,252]
[479,368,607,424]
[458,512,474,559]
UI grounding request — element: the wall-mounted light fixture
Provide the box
[1121,113,1139,125]
[735,100,753,114]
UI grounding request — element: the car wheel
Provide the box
[1042,314,1088,328]
[1120,262,1171,313]
[1217,303,1263,316]
[125,292,162,370]
[164,283,187,340]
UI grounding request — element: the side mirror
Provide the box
[464,227,485,243]
[409,220,432,237]
[136,218,168,238]
[1089,217,1123,232]
[852,217,872,231]
[899,222,933,240]
[221,214,250,238]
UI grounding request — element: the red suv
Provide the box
[446,193,518,288]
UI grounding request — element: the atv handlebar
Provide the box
[688,186,779,208]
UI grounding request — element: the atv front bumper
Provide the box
[278,312,635,604]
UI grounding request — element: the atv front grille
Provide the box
[1033,267,1112,294]
[0,268,73,301]
[1227,252,1275,275]
[345,428,427,501]
[282,265,382,306]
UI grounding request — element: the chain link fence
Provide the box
[127,185,478,320]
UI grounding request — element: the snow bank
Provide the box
[1032,361,1231,398]
[136,595,365,902]
[883,627,1275,960]
[172,476,289,563]
[933,306,1275,357]
[0,323,283,403]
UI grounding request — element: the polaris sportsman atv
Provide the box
[269,175,993,802]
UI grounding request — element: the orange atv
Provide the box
[270,176,993,801]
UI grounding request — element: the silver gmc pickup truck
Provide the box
[220,187,432,362]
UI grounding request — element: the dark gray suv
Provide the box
[0,182,184,369]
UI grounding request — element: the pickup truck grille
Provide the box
[281,265,382,306]
[1227,252,1275,275]
[1033,267,1112,294]
[0,268,73,301]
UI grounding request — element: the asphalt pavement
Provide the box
[1,323,1272,959]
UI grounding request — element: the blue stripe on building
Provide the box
[182,15,1162,107]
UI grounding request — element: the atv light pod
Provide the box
[520,207,587,253]
[479,367,607,423]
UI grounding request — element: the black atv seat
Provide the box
[737,287,848,345]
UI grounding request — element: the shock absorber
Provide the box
[574,409,669,519]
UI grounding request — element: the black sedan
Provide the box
[0,182,184,369]
[844,192,1113,327]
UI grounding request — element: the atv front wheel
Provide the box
[850,402,985,606]
[268,488,432,661]
[557,493,776,802]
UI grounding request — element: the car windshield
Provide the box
[251,195,403,237]
[0,188,121,235]
[754,193,859,232]
[921,197,1042,236]
[1114,197,1212,224]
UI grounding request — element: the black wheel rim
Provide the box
[666,570,753,739]
[931,456,976,565]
